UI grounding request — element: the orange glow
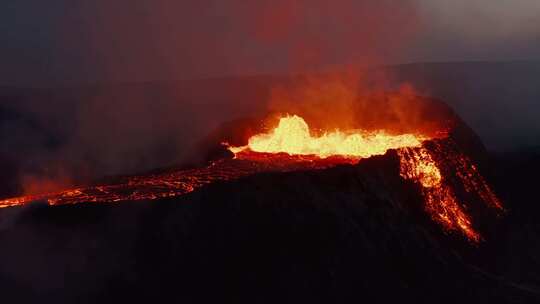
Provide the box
[0,152,358,209]
[398,147,480,242]
[229,115,425,158]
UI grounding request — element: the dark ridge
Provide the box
[0,147,537,303]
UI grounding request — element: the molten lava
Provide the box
[229,115,425,158]
[0,115,502,243]
[398,147,480,241]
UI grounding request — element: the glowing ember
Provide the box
[230,115,425,158]
[0,156,356,209]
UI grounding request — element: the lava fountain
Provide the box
[229,115,426,158]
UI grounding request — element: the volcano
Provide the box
[0,96,502,242]
[0,95,535,303]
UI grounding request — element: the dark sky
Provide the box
[1,0,539,86]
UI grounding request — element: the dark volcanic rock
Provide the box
[0,151,537,303]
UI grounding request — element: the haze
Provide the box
[1,0,539,86]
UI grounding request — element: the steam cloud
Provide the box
[1,1,539,196]
[79,0,420,81]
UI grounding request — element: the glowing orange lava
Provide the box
[398,147,480,242]
[229,115,425,158]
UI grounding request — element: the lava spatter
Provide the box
[229,115,426,158]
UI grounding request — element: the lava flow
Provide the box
[0,115,502,242]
